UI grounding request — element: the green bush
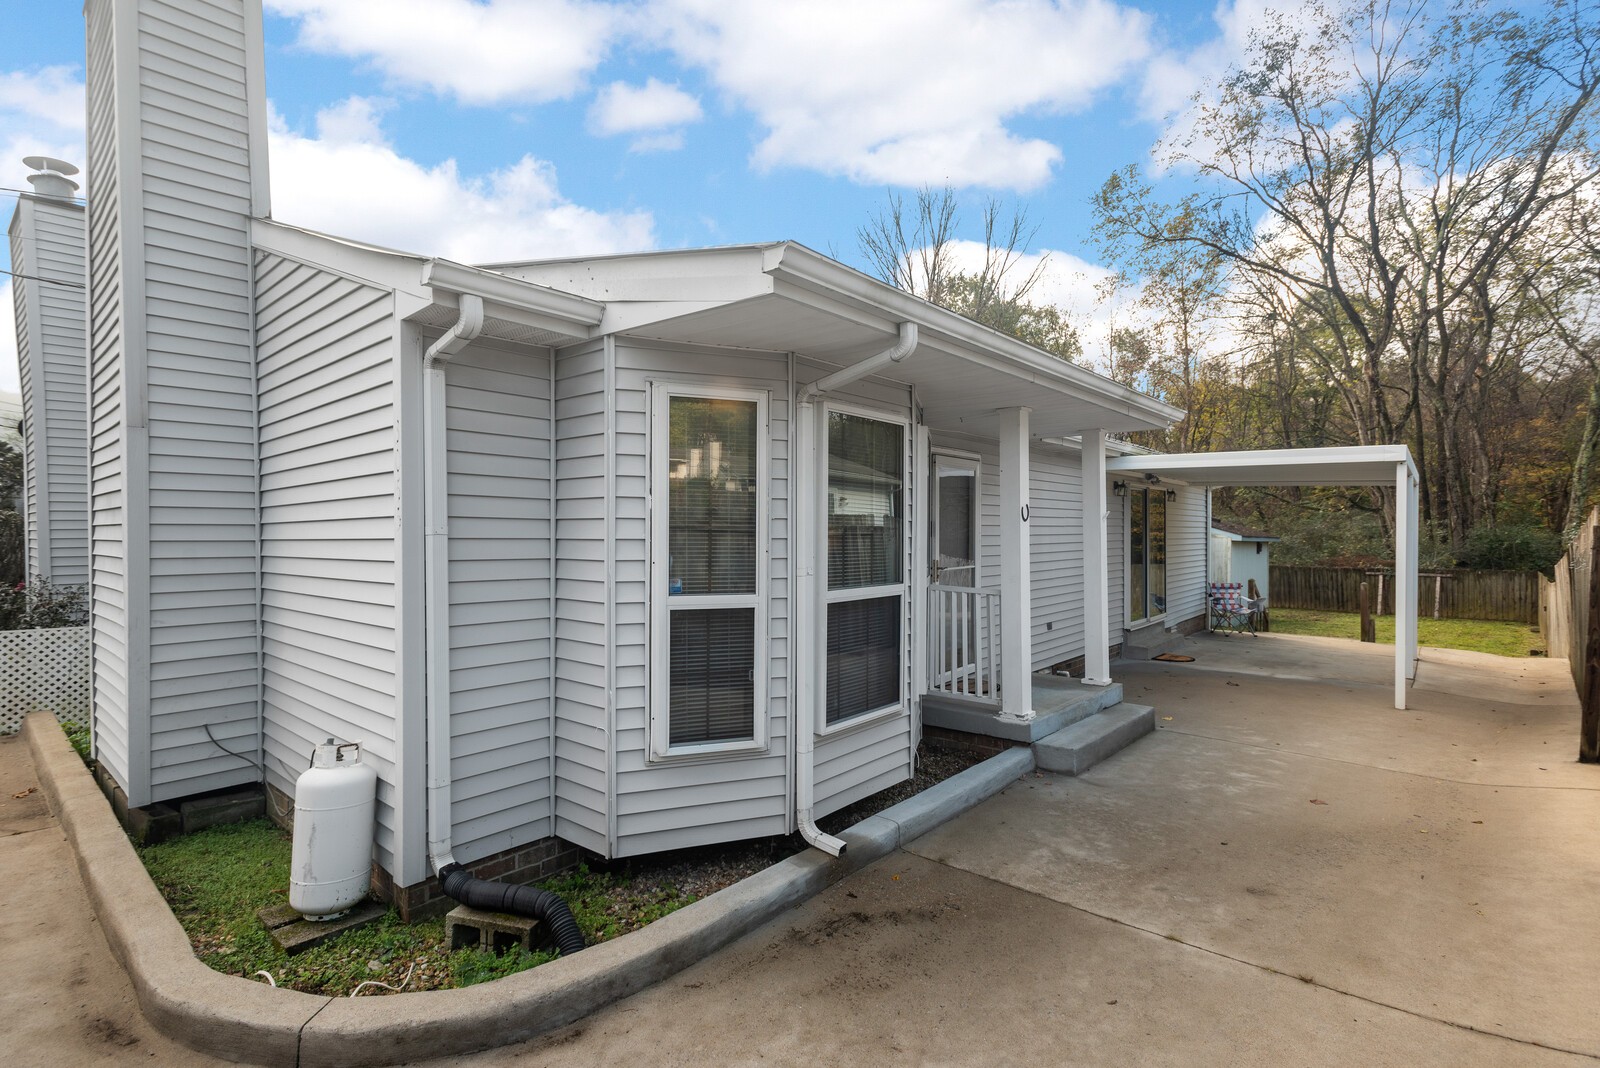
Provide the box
[1457,524,1562,573]
[0,578,88,630]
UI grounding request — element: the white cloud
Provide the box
[0,67,85,133]
[0,67,87,192]
[588,77,702,149]
[267,98,655,261]
[939,239,1123,359]
[589,78,702,135]
[652,0,1152,190]
[266,0,621,105]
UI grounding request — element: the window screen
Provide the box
[667,396,758,596]
[827,412,902,590]
[826,596,901,724]
[669,609,755,745]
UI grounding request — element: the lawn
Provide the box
[1268,608,1546,658]
[139,820,696,996]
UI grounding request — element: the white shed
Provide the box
[1208,519,1279,601]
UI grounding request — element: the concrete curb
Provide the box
[25,712,1033,1067]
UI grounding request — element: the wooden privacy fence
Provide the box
[1269,565,1541,623]
[1538,510,1597,762]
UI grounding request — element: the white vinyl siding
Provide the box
[614,341,790,856]
[1165,484,1208,628]
[139,0,261,800]
[9,198,89,587]
[255,251,401,871]
[83,0,267,805]
[552,342,611,854]
[444,340,554,864]
[84,0,133,794]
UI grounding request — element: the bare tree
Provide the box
[857,186,1079,359]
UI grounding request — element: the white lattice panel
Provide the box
[1,626,90,734]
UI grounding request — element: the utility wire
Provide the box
[0,267,85,290]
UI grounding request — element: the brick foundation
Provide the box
[372,837,585,921]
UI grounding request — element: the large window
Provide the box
[1129,486,1167,623]
[825,410,906,727]
[651,388,767,757]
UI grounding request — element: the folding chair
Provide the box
[1209,582,1256,635]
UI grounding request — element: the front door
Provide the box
[929,453,984,692]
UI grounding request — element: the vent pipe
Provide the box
[22,156,79,199]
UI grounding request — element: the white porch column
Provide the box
[1081,429,1113,686]
[998,407,1035,722]
[1394,463,1418,709]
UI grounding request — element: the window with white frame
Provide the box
[651,387,767,755]
[824,409,907,726]
[1129,486,1167,623]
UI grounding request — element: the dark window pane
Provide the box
[668,397,757,595]
[670,608,755,745]
[826,596,901,725]
[1148,491,1167,616]
[828,413,902,590]
[1130,491,1147,623]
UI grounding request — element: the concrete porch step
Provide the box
[1119,624,1185,661]
[922,677,1123,743]
[1033,703,1156,776]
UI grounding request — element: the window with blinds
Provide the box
[652,388,767,756]
[825,411,906,726]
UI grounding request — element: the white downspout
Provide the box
[424,293,485,873]
[794,397,845,856]
[796,321,918,404]
[792,321,918,858]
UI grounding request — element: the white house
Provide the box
[15,0,1421,918]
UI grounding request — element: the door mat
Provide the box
[1151,653,1195,663]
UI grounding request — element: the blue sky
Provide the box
[0,0,1280,390]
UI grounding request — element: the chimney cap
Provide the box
[23,155,79,176]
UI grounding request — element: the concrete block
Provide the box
[179,789,264,834]
[261,898,386,955]
[126,802,182,845]
[1034,703,1156,776]
[446,905,546,953]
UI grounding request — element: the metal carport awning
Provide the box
[1106,445,1421,710]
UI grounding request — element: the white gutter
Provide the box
[423,293,485,873]
[796,321,918,404]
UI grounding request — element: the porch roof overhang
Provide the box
[1109,444,1421,712]
[487,241,1182,438]
[1106,445,1418,487]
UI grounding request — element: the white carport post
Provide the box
[1081,429,1112,687]
[998,407,1035,722]
[1394,461,1419,709]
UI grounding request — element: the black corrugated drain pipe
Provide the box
[438,864,586,956]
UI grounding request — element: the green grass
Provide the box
[1269,608,1546,658]
[139,820,702,995]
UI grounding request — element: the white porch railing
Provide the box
[927,584,1001,706]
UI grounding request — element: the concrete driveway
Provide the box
[429,634,1596,1067]
[6,633,1596,1066]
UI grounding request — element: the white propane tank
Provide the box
[289,740,379,920]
